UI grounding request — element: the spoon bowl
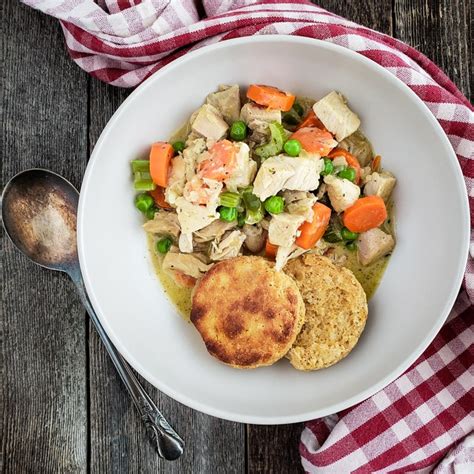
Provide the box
[2,169,79,271]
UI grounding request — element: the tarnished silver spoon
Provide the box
[1,169,184,461]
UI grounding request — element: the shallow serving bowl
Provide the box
[78,36,469,424]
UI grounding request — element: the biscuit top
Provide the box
[285,254,368,370]
[191,256,305,369]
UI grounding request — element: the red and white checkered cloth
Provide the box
[22,1,474,472]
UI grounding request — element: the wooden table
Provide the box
[2,1,471,472]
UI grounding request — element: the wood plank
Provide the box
[394,0,471,99]
[87,79,246,473]
[1,2,89,472]
[246,2,394,472]
[315,0,393,34]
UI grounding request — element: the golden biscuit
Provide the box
[191,256,305,369]
[285,254,367,370]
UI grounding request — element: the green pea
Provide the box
[283,139,301,157]
[341,227,359,241]
[230,121,248,141]
[134,193,154,213]
[338,167,356,182]
[145,206,158,220]
[321,157,334,176]
[346,241,357,251]
[264,196,285,214]
[172,141,185,153]
[219,206,238,222]
[293,102,304,116]
[156,237,172,254]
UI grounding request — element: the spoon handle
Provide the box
[70,271,184,461]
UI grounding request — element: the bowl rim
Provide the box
[78,35,470,424]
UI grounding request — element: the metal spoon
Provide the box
[1,169,184,461]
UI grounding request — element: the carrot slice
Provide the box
[371,155,382,172]
[198,139,237,181]
[265,240,278,258]
[173,271,196,288]
[247,84,295,112]
[295,203,331,250]
[290,127,337,156]
[328,148,362,184]
[343,196,387,233]
[296,110,327,131]
[150,142,174,187]
[149,186,172,210]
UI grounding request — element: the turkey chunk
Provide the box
[224,142,257,192]
[313,91,360,141]
[209,230,246,261]
[357,228,395,265]
[283,190,317,221]
[268,213,305,248]
[206,85,241,124]
[175,197,218,235]
[253,156,323,201]
[364,172,396,201]
[143,211,180,238]
[191,104,228,140]
[182,137,206,181]
[194,220,236,243]
[178,232,193,253]
[162,252,211,279]
[240,102,281,129]
[165,155,186,206]
[324,175,360,212]
[275,244,308,271]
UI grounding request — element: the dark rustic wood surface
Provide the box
[1,1,471,473]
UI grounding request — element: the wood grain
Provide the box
[87,80,246,474]
[1,2,88,473]
[1,0,471,472]
[394,0,472,100]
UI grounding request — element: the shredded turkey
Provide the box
[162,252,212,279]
[182,137,206,182]
[275,244,308,271]
[240,102,282,129]
[253,156,323,201]
[194,220,236,243]
[175,197,218,235]
[143,211,180,238]
[283,190,317,221]
[268,213,305,248]
[209,230,246,261]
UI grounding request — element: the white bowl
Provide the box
[78,36,469,424]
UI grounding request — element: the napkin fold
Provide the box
[21,1,474,472]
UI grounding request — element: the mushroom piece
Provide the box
[242,224,266,253]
